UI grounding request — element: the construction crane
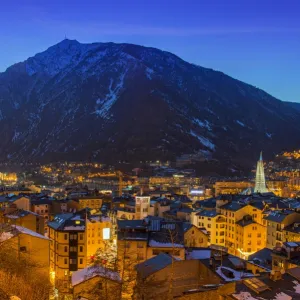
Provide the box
[116,171,123,196]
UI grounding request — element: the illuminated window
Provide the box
[103,228,110,240]
[75,221,80,225]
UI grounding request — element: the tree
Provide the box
[0,224,52,300]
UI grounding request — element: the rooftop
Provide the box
[72,265,121,286]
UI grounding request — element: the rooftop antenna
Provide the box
[64,34,67,40]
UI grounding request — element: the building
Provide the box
[219,202,267,257]
[68,195,103,210]
[193,209,226,246]
[265,210,300,249]
[0,208,44,235]
[48,213,86,297]
[72,265,121,300]
[231,271,300,300]
[235,215,266,259]
[183,223,209,247]
[0,195,30,210]
[214,181,252,196]
[0,224,50,276]
[85,214,113,260]
[31,198,53,235]
[135,252,226,299]
[254,152,269,193]
[135,196,150,220]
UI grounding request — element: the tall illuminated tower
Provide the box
[254,152,269,193]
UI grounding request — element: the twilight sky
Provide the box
[1,0,299,102]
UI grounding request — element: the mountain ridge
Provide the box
[0,39,299,173]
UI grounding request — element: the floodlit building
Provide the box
[193,209,226,246]
[254,152,269,193]
[72,265,121,300]
[265,210,300,249]
[48,213,86,296]
[0,224,50,276]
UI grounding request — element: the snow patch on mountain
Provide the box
[236,120,246,127]
[12,129,21,142]
[94,70,127,119]
[146,68,154,80]
[193,118,212,131]
[190,130,215,151]
[266,132,273,139]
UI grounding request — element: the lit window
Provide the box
[103,228,110,240]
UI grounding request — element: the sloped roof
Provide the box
[72,265,121,286]
[135,253,174,279]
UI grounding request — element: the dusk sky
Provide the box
[1,0,299,102]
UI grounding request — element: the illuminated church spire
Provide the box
[254,152,268,193]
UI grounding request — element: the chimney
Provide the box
[270,269,284,281]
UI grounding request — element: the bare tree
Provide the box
[0,224,52,300]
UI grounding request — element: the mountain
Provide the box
[0,39,300,173]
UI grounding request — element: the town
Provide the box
[0,151,300,299]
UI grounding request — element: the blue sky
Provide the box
[1,0,299,102]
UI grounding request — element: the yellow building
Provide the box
[86,215,113,260]
[265,210,300,249]
[193,209,226,246]
[183,223,209,248]
[48,213,86,297]
[68,196,103,210]
[48,211,114,297]
[0,172,17,183]
[236,215,266,259]
[219,202,267,257]
[283,222,300,242]
[0,224,50,276]
[135,253,223,299]
[0,195,30,210]
[72,265,121,300]
[0,208,44,235]
[214,181,252,196]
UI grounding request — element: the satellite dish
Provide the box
[280,269,285,274]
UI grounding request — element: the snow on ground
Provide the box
[149,240,184,248]
[190,130,215,150]
[236,120,246,127]
[72,265,121,286]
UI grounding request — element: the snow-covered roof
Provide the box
[0,231,14,242]
[64,225,85,231]
[72,265,121,286]
[0,225,49,242]
[186,249,211,260]
[216,266,254,282]
[15,225,50,240]
[148,239,184,248]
